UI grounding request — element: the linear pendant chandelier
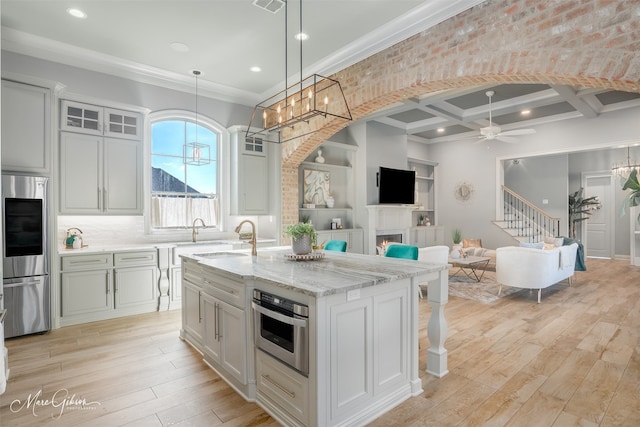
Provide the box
[612,145,640,176]
[246,0,351,144]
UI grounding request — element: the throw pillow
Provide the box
[520,242,544,249]
[543,243,556,250]
[463,239,482,248]
[544,236,564,247]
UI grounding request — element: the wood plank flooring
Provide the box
[1,258,639,426]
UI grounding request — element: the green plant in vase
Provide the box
[450,228,462,259]
[452,228,462,245]
[568,187,601,239]
[284,222,318,255]
[621,168,640,224]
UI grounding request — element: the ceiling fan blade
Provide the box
[473,136,489,144]
[498,128,536,136]
[495,135,520,143]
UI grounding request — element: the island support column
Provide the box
[426,270,448,377]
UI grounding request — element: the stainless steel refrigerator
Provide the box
[2,174,50,338]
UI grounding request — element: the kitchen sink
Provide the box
[192,251,249,259]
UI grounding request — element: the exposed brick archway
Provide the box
[280,0,640,232]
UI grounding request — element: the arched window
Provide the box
[150,113,220,229]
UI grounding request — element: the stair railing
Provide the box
[502,186,561,242]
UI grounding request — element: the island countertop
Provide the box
[181,246,448,297]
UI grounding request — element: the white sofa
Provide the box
[496,243,579,303]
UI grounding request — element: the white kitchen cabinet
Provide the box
[61,100,141,140]
[409,225,445,247]
[61,253,113,320]
[61,268,113,317]
[180,258,252,396]
[1,79,51,174]
[256,350,309,426]
[317,228,364,254]
[202,293,247,384]
[230,128,270,215]
[114,251,158,311]
[59,132,142,214]
[182,280,204,349]
[60,250,160,326]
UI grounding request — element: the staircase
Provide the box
[494,186,561,243]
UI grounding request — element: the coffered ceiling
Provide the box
[2,0,639,143]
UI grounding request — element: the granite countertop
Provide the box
[58,238,276,255]
[183,246,449,297]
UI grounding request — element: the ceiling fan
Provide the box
[469,90,536,143]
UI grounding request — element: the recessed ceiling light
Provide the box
[295,33,308,41]
[521,109,531,115]
[67,8,87,19]
[250,66,262,73]
[437,128,445,133]
[170,42,190,53]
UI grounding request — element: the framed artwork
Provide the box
[303,169,331,206]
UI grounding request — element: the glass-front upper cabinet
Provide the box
[61,100,141,140]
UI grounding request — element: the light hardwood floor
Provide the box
[1,258,639,426]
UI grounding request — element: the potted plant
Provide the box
[451,228,462,259]
[284,222,318,255]
[568,187,601,239]
[621,168,640,224]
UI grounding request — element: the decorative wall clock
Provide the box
[454,181,474,202]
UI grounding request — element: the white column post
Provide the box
[426,269,448,377]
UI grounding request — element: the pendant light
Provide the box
[183,69,210,165]
[246,0,351,144]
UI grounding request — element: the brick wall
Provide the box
[280,0,640,232]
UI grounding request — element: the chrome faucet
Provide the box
[192,218,206,242]
[235,220,257,257]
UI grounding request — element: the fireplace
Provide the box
[376,233,403,255]
[366,205,415,255]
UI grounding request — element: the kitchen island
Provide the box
[180,247,449,427]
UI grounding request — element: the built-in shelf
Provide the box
[298,141,360,242]
[300,161,351,170]
[300,207,352,212]
[407,157,438,226]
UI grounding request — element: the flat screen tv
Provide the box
[378,166,415,204]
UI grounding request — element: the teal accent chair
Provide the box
[384,244,419,260]
[324,240,347,252]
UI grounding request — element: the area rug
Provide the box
[448,270,523,304]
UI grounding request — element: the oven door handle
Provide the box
[251,302,307,327]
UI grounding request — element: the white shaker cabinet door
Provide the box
[1,80,51,174]
[104,137,142,214]
[59,132,102,213]
[114,266,157,310]
[61,269,113,317]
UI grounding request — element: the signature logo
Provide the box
[10,388,101,419]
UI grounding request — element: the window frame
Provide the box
[145,109,229,238]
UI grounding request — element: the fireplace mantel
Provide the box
[366,205,416,255]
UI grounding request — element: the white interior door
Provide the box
[583,172,614,258]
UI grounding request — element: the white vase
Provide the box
[326,196,334,208]
[291,234,312,255]
[450,244,462,259]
